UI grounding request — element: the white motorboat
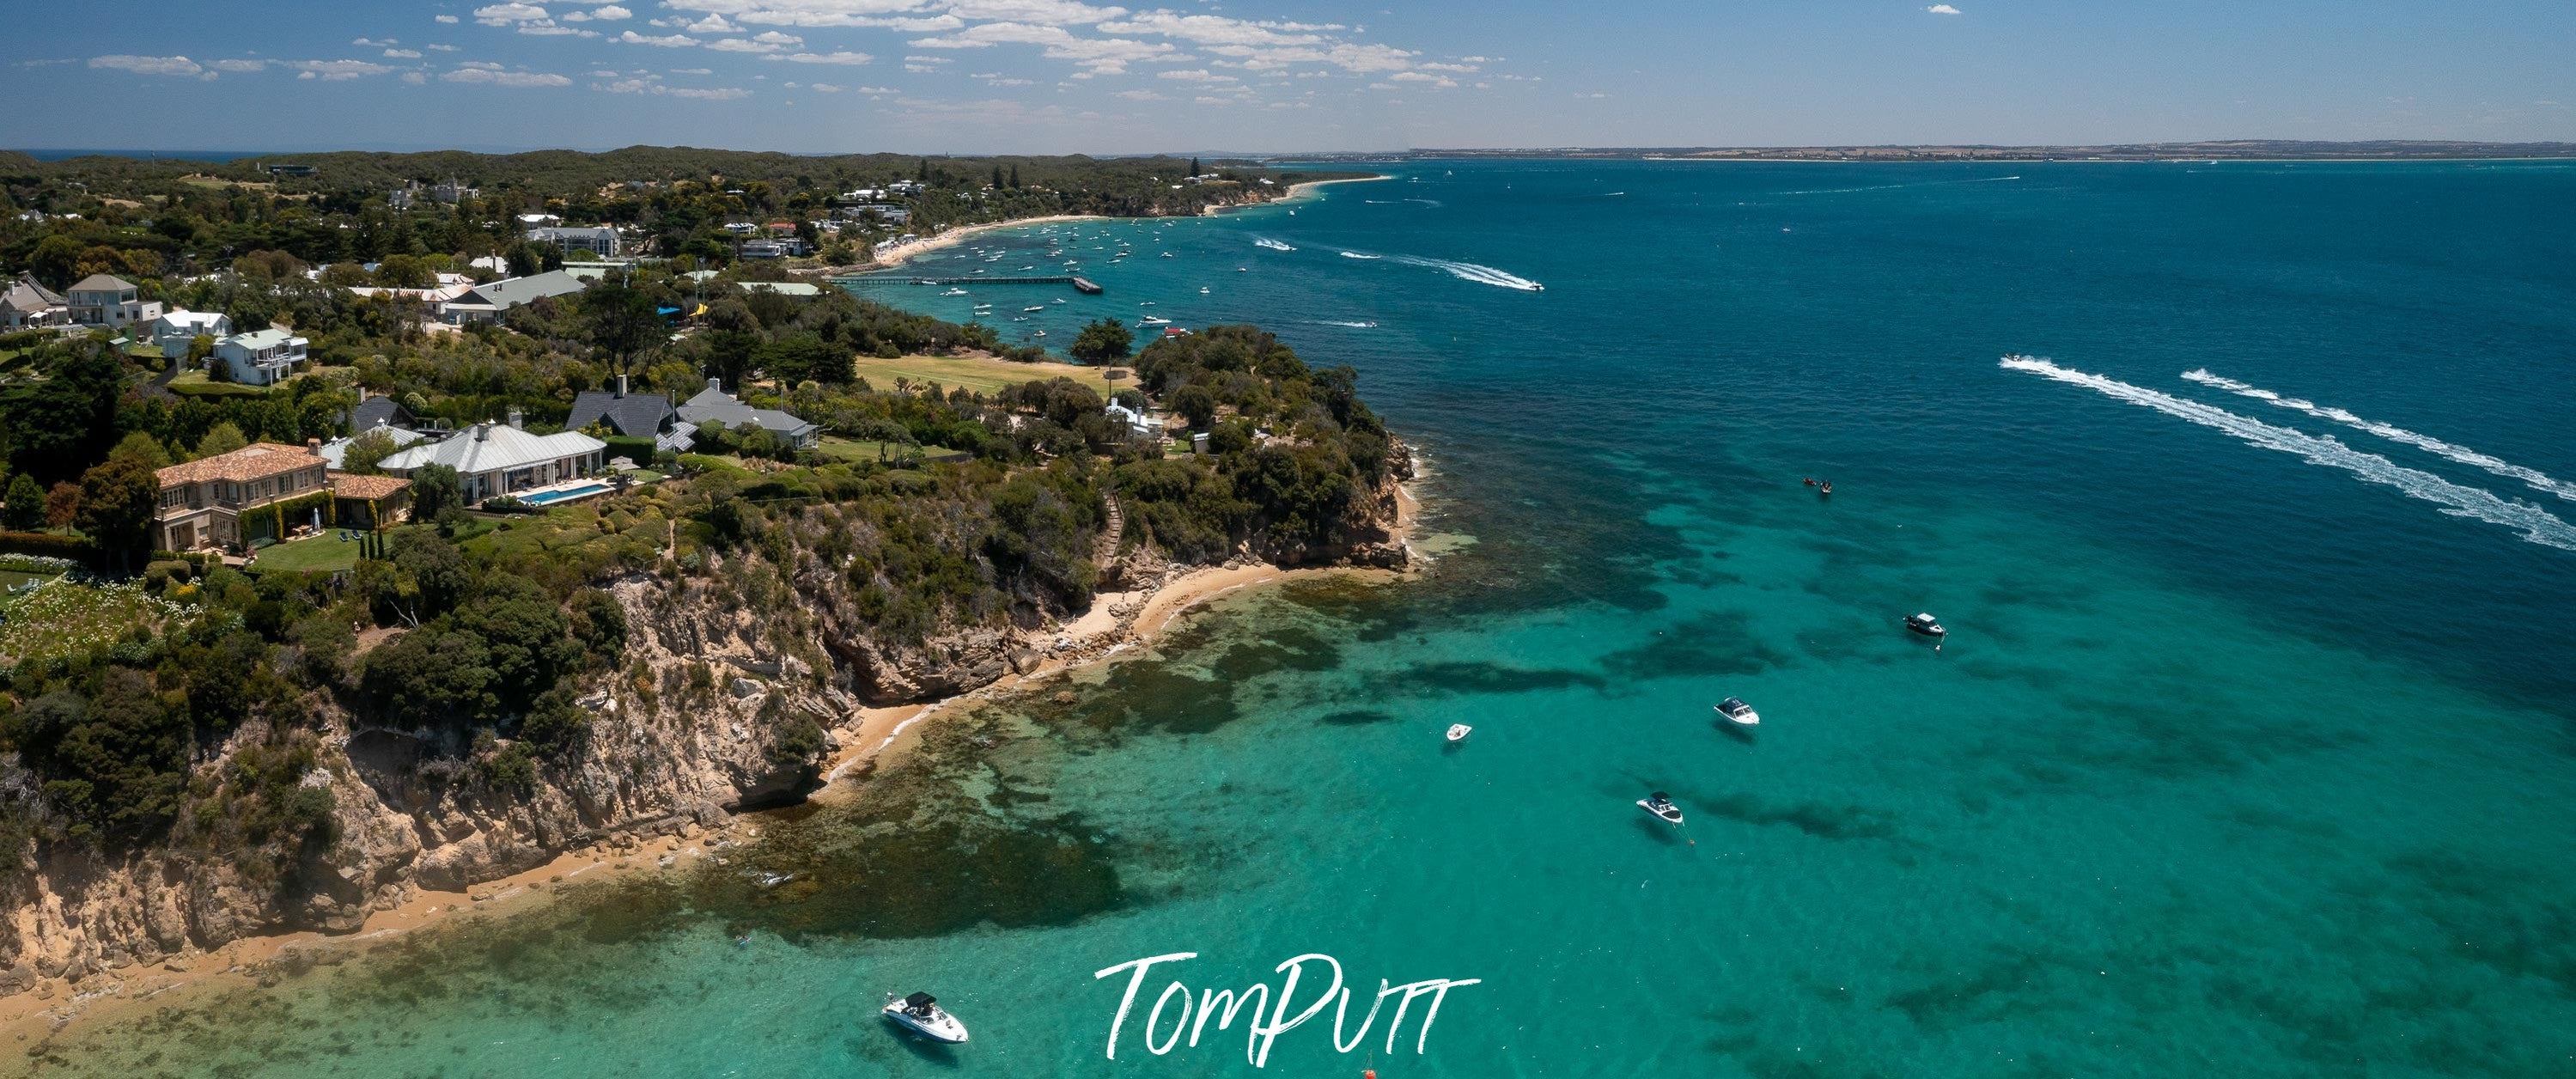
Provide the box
[883,992,969,1044]
[1905,613,1946,638]
[1160,251,1176,259]
[1198,286,1210,294]
[1446,723,1471,743]
[1638,792,1684,825]
[941,288,969,296]
[1023,306,1046,313]
[1714,697,1759,727]
[1052,298,1067,304]
[1138,316,1172,326]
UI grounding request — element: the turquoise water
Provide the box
[29,160,2576,1077]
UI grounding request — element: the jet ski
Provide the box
[1637,792,1684,825]
[882,992,969,1044]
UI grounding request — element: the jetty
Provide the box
[895,274,1102,295]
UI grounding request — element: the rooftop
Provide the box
[155,442,322,486]
[379,422,604,476]
[328,472,412,501]
[68,273,137,294]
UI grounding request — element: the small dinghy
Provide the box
[1446,723,1471,743]
[1714,697,1759,727]
[1637,792,1684,825]
[883,992,969,1044]
[1905,613,1946,638]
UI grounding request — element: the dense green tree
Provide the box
[340,428,400,474]
[585,283,665,375]
[2,473,45,531]
[76,453,161,568]
[195,421,249,460]
[407,463,462,521]
[1070,318,1134,366]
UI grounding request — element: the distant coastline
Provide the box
[1274,139,2576,163]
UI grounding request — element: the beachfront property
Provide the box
[152,442,333,552]
[149,309,232,355]
[0,272,70,328]
[564,375,688,449]
[211,328,308,386]
[679,377,820,449]
[65,274,163,327]
[376,412,606,504]
[526,225,622,259]
[837,204,910,224]
[739,239,805,259]
[441,269,588,324]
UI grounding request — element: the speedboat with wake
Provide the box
[1904,613,1946,638]
[1138,315,1172,326]
[1446,723,1471,743]
[1637,792,1684,825]
[1714,698,1759,728]
[883,992,969,1044]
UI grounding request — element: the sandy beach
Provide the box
[0,466,1430,1045]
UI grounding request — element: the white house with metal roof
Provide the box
[440,269,589,324]
[376,412,605,504]
[212,328,309,386]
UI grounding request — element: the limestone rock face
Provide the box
[0,439,1417,997]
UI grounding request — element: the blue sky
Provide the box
[4,1,2571,153]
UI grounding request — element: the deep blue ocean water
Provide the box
[33,159,2576,1077]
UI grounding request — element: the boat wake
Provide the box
[1389,254,1544,291]
[1782,175,2022,196]
[2001,357,2576,552]
[1313,320,1379,328]
[2182,369,2576,504]
[1253,237,1295,251]
[1338,251,1380,259]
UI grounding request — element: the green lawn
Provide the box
[810,436,973,466]
[251,532,363,573]
[167,370,273,398]
[850,353,1124,396]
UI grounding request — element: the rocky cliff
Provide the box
[0,441,1413,1000]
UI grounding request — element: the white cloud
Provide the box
[671,66,715,74]
[427,44,461,52]
[592,4,634,18]
[1112,88,1162,101]
[208,58,271,73]
[1926,3,1962,12]
[435,14,461,22]
[658,1,970,30]
[402,70,428,83]
[909,21,1174,74]
[1418,61,1476,72]
[593,77,751,99]
[809,82,843,91]
[286,58,400,80]
[472,3,551,25]
[88,54,205,77]
[1388,70,1453,88]
[1157,68,1233,82]
[385,48,424,58]
[443,66,575,86]
[619,30,701,46]
[904,54,951,64]
[708,37,789,52]
[768,51,875,64]
[944,0,1128,24]
[588,68,624,76]
[353,37,399,46]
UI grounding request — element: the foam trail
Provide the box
[1253,237,1295,252]
[2183,369,2576,503]
[2002,357,2576,552]
[1339,251,1380,259]
[1781,175,2023,196]
[1389,254,1544,291]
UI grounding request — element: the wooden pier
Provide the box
[870,274,1104,294]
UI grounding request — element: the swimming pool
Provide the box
[518,481,612,506]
